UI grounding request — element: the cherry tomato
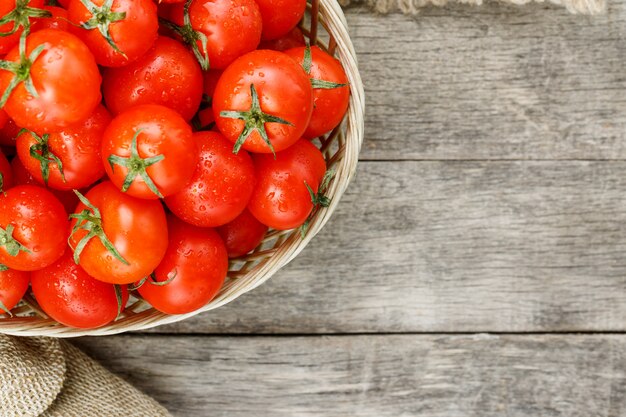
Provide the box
[0,266,29,314]
[31,251,129,329]
[167,0,262,70]
[0,29,102,133]
[32,5,68,32]
[0,0,46,55]
[248,139,326,230]
[137,215,228,315]
[56,0,71,7]
[258,27,305,51]
[165,131,255,227]
[16,104,109,190]
[255,0,306,41]
[67,0,158,67]
[0,185,68,271]
[68,181,168,284]
[216,209,268,258]
[0,150,13,192]
[0,110,7,130]
[102,36,202,122]
[285,45,350,139]
[102,104,197,199]
[213,50,313,154]
[0,117,21,146]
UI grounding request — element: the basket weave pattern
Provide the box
[0,0,365,337]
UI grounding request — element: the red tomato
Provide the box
[0,185,68,271]
[68,181,168,284]
[32,5,68,32]
[0,110,7,130]
[0,266,29,314]
[216,209,268,258]
[57,0,71,7]
[203,69,222,102]
[284,46,350,138]
[137,215,228,315]
[0,117,21,146]
[258,27,305,51]
[16,104,109,190]
[255,0,306,41]
[0,150,13,192]
[67,0,158,67]
[165,131,255,227]
[102,36,202,122]
[167,0,262,70]
[248,139,326,230]
[102,104,197,199]
[0,29,102,133]
[0,0,46,55]
[213,50,313,154]
[31,251,129,329]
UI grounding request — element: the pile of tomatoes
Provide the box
[0,0,350,328]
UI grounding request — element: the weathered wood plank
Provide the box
[347,4,626,160]
[74,334,626,417]
[147,161,626,334]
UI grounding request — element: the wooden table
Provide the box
[76,3,626,416]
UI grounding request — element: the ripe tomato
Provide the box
[0,150,13,192]
[167,0,262,70]
[0,185,68,271]
[258,27,305,51]
[284,45,350,138]
[31,251,129,329]
[32,5,68,32]
[0,0,47,55]
[16,104,109,190]
[0,110,7,130]
[68,181,168,284]
[0,29,102,133]
[0,265,29,314]
[0,117,20,146]
[137,215,228,315]
[216,209,268,258]
[67,0,158,67]
[213,50,313,154]
[102,36,202,121]
[165,131,255,227]
[248,139,327,230]
[255,0,306,41]
[102,104,197,199]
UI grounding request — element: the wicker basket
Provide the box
[0,0,365,337]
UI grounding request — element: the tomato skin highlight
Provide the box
[0,185,68,271]
[254,0,306,41]
[69,181,168,285]
[165,131,255,227]
[0,0,46,55]
[216,209,268,258]
[102,104,197,199]
[102,36,203,122]
[0,267,29,314]
[213,50,313,154]
[31,251,129,329]
[0,29,102,134]
[137,215,228,315]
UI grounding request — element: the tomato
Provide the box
[32,5,68,32]
[31,251,129,329]
[102,104,197,199]
[258,27,305,51]
[0,29,102,133]
[16,104,109,190]
[0,185,68,271]
[56,0,70,7]
[165,131,255,227]
[0,110,7,130]
[0,117,21,146]
[67,0,158,67]
[213,50,313,154]
[254,0,306,41]
[0,0,47,55]
[216,209,268,258]
[167,0,262,70]
[0,150,13,192]
[137,215,227,315]
[248,139,326,230]
[284,45,350,139]
[68,181,168,284]
[0,265,29,314]
[102,36,202,122]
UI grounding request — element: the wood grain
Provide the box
[74,334,626,417]
[347,3,626,160]
[147,161,626,334]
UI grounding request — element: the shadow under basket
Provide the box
[0,0,365,337]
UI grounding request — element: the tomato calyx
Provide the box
[0,264,7,272]
[0,173,4,194]
[0,223,32,257]
[69,190,130,266]
[220,83,293,156]
[107,129,165,198]
[114,284,123,318]
[159,0,209,70]
[0,0,52,38]
[0,264,13,316]
[128,269,177,291]
[302,43,348,90]
[77,0,128,58]
[19,128,66,186]
[300,169,335,238]
[0,35,45,108]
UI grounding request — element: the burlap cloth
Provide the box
[0,336,171,417]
